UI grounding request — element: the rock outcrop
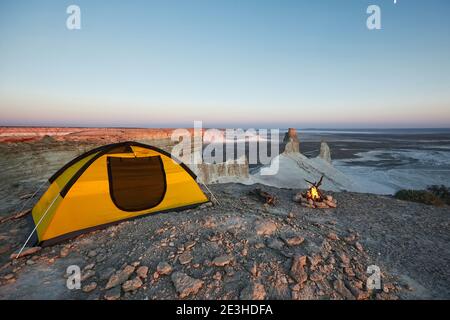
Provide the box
[251,129,358,191]
[192,156,249,184]
[283,128,300,154]
[318,141,332,164]
[252,151,358,191]
[171,272,204,298]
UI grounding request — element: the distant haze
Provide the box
[1,0,450,128]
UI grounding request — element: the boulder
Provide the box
[156,262,173,276]
[105,265,135,289]
[345,280,369,300]
[171,272,204,298]
[10,247,41,259]
[308,254,322,268]
[327,232,339,241]
[3,273,15,280]
[309,272,325,282]
[178,251,193,265]
[136,266,149,279]
[59,246,70,258]
[81,269,95,281]
[240,282,266,300]
[82,282,97,293]
[104,286,121,300]
[283,236,305,247]
[333,279,355,300]
[290,255,308,284]
[255,220,277,236]
[122,277,143,292]
[338,253,351,266]
[212,255,233,267]
[184,241,196,250]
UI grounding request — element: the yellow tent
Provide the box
[29,141,208,246]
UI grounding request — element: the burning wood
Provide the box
[251,189,277,206]
[305,176,325,201]
[293,176,337,209]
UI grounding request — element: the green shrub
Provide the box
[394,189,445,206]
[427,185,450,205]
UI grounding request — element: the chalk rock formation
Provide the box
[283,128,300,154]
[251,128,358,191]
[191,156,249,184]
[251,152,358,191]
[318,141,332,164]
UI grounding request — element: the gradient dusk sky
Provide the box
[1,0,450,128]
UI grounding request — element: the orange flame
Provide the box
[308,186,321,201]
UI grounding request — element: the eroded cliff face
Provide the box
[191,157,249,184]
[185,128,349,188]
[0,127,351,192]
[0,127,199,144]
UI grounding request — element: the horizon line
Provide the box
[1,125,450,131]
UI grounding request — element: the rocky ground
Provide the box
[0,183,448,300]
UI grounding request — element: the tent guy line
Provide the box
[16,193,59,258]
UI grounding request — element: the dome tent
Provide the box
[29,141,209,246]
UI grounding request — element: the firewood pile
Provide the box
[293,176,337,209]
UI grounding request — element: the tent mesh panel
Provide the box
[107,156,166,211]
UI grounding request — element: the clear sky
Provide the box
[1,0,449,128]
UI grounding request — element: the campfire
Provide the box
[293,176,337,209]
